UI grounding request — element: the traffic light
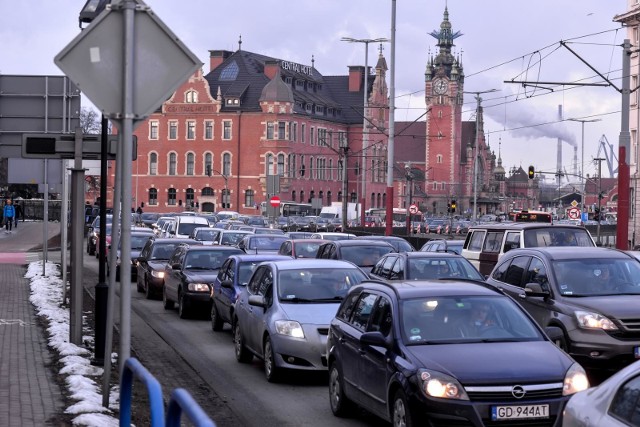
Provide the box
[451,200,456,212]
[528,166,535,180]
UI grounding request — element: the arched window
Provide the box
[186,188,194,207]
[169,153,177,175]
[382,193,386,207]
[186,153,195,175]
[202,187,214,196]
[185,90,198,103]
[309,156,314,179]
[350,192,357,203]
[148,188,157,206]
[291,190,296,202]
[300,155,305,177]
[319,191,324,203]
[300,190,304,203]
[265,153,273,175]
[327,191,332,205]
[168,188,177,205]
[288,154,296,178]
[223,153,231,176]
[204,153,212,176]
[149,153,158,175]
[371,193,375,208]
[277,154,285,175]
[329,159,333,181]
[338,191,342,202]
[245,189,254,207]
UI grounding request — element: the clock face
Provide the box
[433,78,448,95]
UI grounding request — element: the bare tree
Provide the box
[79,107,102,134]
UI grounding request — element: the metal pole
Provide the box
[69,127,85,345]
[385,0,396,236]
[361,42,369,228]
[342,151,348,231]
[596,158,603,246]
[473,95,481,223]
[617,39,632,250]
[43,159,49,276]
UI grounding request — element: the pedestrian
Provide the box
[14,201,23,227]
[3,199,15,233]
[136,206,143,215]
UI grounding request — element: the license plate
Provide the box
[635,347,640,358]
[491,404,549,421]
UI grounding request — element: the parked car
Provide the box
[485,246,640,372]
[135,238,201,299]
[354,235,414,252]
[86,214,113,254]
[163,245,244,318]
[370,252,484,281]
[420,238,465,255]
[309,232,356,241]
[112,231,154,281]
[188,227,221,245]
[563,359,640,427]
[237,234,289,255]
[284,231,314,240]
[363,216,383,228]
[168,215,210,239]
[245,216,269,227]
[316,239,395,271]
[210,254,291,332]
[233,259,368,382]
[139,212,161,229]
[326,279,589,425]
[277,239,324,259]
[215,230,253,246]
[275,216,299,232]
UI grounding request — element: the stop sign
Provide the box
[270,196,281,207]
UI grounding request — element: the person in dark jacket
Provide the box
[14,201,23,227]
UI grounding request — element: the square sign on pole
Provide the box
[54,1,202,130]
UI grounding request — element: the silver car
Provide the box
[233,259,367,382]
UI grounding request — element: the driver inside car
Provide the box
[455,302,496,337]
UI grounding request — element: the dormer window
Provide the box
[285,76,292,85]
[328,108,334,116]
[296,80,304,88]
[305,103,312,113]
[308,82,314,91]
[185,90,198,103]
[225,98,240,106]
[315,105,324,115]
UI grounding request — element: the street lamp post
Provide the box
[405,164,413,235]
[207,165,229,209]
[339,138,349,231]
[340,36,389,227]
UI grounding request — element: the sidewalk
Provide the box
[0,221,67,426]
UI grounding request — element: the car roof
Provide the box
[354,235,406,241]
[395,251,465,259]
[184,245,244,252]
[245,234,288,239]
[219,229,253,234]
[468,223,588,231]
[228,254,292,262]
[504,246,632,261]
[150,238,199,244]
[323,239,394,247]
[261,259,362,270]
[289,239,326,244]
[353,279,501,299]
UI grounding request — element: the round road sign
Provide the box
[409,204,418,214]
[270,196,281,207]
[568,207,580,220]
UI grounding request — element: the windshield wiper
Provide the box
[186,266,215,270]
[307,297,344,302]
[280,297,314,303]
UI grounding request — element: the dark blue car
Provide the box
[210,254,291,331]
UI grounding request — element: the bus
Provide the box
[365,207,422,225]
[514,210,553,224]
[260,201,313,217]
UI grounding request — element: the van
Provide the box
[462,223,596,276]
[169,215,210,239]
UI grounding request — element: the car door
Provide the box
[492,255,531,300]
[164,246,186,301]
[216,259,235,321]
[235,266,264,343]
[278,241,292,256]
[137,239,153,284]
[244,266,272,355]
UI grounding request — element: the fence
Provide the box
[0,199,63,222]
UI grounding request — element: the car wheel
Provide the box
[144,277,153,299]
[263,336,281,383]
[329,362,354,417]
[210,302,223,332]
[392,389,414,427]
[162,286,174,310]
[234,320,253,363]
[178,291,189,319]
[552,330,571,353]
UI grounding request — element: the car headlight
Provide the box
[151,271,165,278]
[187,283,210,292]
[563,363,589,396]
[575,310,618,330]
[417,369,469,400]
[274,320,305,338]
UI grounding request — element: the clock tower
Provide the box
[425,6,464,215]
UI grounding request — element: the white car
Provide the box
[309,232,356,241]
[563,359,640,426]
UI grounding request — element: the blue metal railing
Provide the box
[119,357,216,426]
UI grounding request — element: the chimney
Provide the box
[209,50,232,72]
[264,60,279,79]
[348,66,365,92]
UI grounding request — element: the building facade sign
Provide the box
[164,104,217,113]
[280,61,312,76]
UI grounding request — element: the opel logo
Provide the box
[511,385,526,399]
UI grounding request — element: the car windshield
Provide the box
[278,268,366,302]
[552,258,640,296]
[149,243,182,260]
[248,236,287,250]
[238,261,263,285]
[177,222,206,236]
[407,258,484,280]
[341,245,395,267]
[523,228,594,247]
[220,232,246,245]
[401,296,543,345]
[119,235,151,250]
[293,241,322,258]
[195,229,219,241]
[184,251,231,270]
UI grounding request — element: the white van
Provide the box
[169,215,210,239]
[215,211,240,222]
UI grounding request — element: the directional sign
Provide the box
[568,207,581,220]
[409,204,418,214]
[270,196,281,208]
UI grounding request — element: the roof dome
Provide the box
[259,67,294,104]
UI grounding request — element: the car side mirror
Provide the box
[221,279,233,289]
[360,331,391,349]
[171,263,181,270]
[248,295,266,308]
[523,282,550,298]
[136,256,145,262]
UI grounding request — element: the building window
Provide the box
[186,153,195,175]
[338,131,346,148]
[329,159,333,181]
[223,121,232,140]
[185,90,198,103]
[202,187,214,196]
[310,190,315,203]
[245,189,254,207]
[148,188,157,206]
[633,75,638,105]
[221,189,230,209]
[223,153,231,176]
[338,191,342,202]
[149,152,158,175]
[266,122,274,140]
[370,193,375,208]
[204,121,213,139]
[350,192,357,203]
[278,122,286,139]
[288,154,296,178]
[187,121,196,139]
[266,154,274,175]
[277,154,285,175]
[310,156,315,179]
[305,103,312,113]
[318,128,327,146]
[300,191,305,203]
[292,122,297,142]
[169,153,177,175]
[301,123,306,143]
[168,188,177,205]
[300,155,305,177]
[327,191,332,205]
[292,190,296,202]
[315,105,324,114]
[204,153,212,176]
[310,127,315,145]
[438,110,443,119]
[432,182,437,190]
[149,121,159,140]
[436,154,443,164]
[186,188,195,207]
[169,121,177,139]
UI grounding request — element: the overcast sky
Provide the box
[0,0,627,183]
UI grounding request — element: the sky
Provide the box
[0,0,628,184]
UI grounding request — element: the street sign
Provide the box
[54,1,202,129]
[568,207,580,220]
[22,133,137,160]
[409,204,418,214]
[270,196,281,207]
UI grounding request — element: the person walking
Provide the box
[14,201,23,228]
[3,199,15,233]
